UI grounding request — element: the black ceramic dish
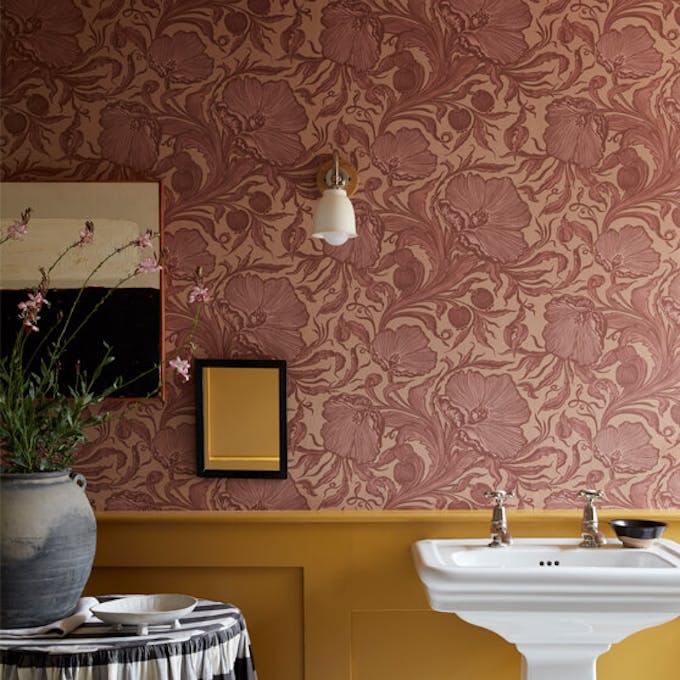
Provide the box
[609,519,667,548]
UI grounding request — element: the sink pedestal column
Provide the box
[516,642,611,680]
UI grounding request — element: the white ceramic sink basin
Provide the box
[413,538,680,680]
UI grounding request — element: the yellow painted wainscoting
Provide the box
[86,510,680,680]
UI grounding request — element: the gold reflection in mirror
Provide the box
[196,360,287,478]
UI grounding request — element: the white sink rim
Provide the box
[433,537,679,569]
[413,537,680,612]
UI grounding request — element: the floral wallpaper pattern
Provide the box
[2,0,680,510]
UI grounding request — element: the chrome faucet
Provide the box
[484,490,513,548]
[579,489,606,548]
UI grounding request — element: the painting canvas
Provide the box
[0,181,162,398]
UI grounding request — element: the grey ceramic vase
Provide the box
[0,470,97,627]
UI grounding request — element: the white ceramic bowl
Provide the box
[91,594,198,634]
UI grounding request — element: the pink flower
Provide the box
[596,26,662,79]
[225,274,308,359]
[17,291,49,333]
[149,31,214,83]
[134,230,154,249]
[437,0,532,64]
[372,325,437,377]
[439,173,530,263]
[320,1,384,71]
[542,295,605,366]
[169,356,190,382]
[136,256,162,274]
[98,102,160,172]
[78,221,94,247]
[188,285,210,304]
[440,370,530,459]
[321,394,384,463]
[217,77,307,165]
[593,422,659,474]
[6,218,28,240]
[371,128,437,181]
[595,225,659,277]
[544,97,607,168]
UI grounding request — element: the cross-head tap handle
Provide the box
[484,490,514,506]
[578,489,602,503]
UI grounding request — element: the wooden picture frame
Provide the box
[0,181,164,399]
[195,359,287,478]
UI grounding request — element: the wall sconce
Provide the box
[312,151,359,247]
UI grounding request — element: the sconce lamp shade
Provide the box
[312,187,356,247]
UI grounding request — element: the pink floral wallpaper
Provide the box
[2,0,680,510]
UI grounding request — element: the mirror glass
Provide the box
[196,360,287,478]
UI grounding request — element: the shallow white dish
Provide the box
[91,594,198,635]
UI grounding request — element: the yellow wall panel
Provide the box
[351,610,520,680]
[88,510,680,680]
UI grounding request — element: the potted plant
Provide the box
[0,209,207,627]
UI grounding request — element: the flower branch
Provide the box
[0,210,207,473]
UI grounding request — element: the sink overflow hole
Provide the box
[538,561,560,566]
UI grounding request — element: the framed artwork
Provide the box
[0,181,163,398]
[195,359,287,478]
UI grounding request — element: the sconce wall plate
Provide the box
[315,157,358,197]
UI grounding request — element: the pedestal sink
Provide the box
[412,538,680,680]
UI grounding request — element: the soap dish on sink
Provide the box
[609,519,667,548]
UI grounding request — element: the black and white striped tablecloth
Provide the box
[0,598,257,680]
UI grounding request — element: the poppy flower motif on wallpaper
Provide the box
[385,443,425,488]
[321,394,385,464]
[320,0,384,72]
[149,31,214,83]
[661,273,680,326]
[98,102,160,172]
[664,78,680,126]
[151,424,196,476]
[592,422,659,475]
[436,0,532,65]
[223,479,309,511]
[439,371,530,460]
[664,469,680,507]
[163,228,215,284]
[371,129,437,182]
[543,295,606,367]
[105,489,158,511]
[439,173,530,264]
[3,0,84,68]
[372,325,437,378]
[224,274,309,360]
[595,225,660,278]
[544,97,607,168]
[324,201,383,270]
[596,26,662,79]
[217,77,307,165]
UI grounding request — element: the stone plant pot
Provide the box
[0,470,96,628]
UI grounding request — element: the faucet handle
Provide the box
[578,489,602,503]
[484,490,514,505]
